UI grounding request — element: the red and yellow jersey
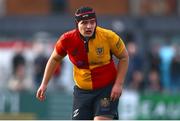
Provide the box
[55,26,125,90]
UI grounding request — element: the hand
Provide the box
[110,83,123,101]
[36,84,47,101]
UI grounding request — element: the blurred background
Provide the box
[0,0,180,120]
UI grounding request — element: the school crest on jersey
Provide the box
[96,47,104,56]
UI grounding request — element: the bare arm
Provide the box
[36,50,64,101]
[111,48,129,101]
[115,48,129,86]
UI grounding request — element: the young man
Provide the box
[36,6,129,120]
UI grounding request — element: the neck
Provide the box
[77,29,96,41]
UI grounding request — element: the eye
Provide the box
[82,21,88,25]
[90,20,96,24]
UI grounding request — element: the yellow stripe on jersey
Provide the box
[73,65,92,90]
[88,26,125,70]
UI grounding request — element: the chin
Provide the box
[85,34,93,37]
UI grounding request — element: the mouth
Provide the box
[85,30,93,35]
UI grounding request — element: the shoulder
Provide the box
[57,29,77,45]
[96,26,117,37]
[56,29,78,49]
[62,29,77,39]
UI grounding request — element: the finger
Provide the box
[40,90,45,97]
[113,95,118,101]
[110,92,116,101]
[111,96,116,101]
[110,92,113,101]
[36,89,44,101]
[36,89,41,99]
[111,93,120,101]
[40,95,45,101]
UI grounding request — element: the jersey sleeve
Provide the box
[108,31,125,58]
[55,34,67,56]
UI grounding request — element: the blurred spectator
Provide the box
[8,64,33,92]
[146,43,162,93]
[56,56,74,92]
[126,41,145,90]
[158,38,175,91]
[8,42,34,92]
[170,45,180,92]
[12,47,25,75]
[146,69,162,93]
[147,44,161,72]
[32,41,48,88]
[32,32,64,90]
[129,70,145,91]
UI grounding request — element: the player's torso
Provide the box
[64,27,117,90]
[66,27,112,69]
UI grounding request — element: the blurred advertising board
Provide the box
[0,90,179,120]
[119,90,180,120]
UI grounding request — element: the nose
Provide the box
[87,22,92,28]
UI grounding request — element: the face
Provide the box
[78,18,96,37]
